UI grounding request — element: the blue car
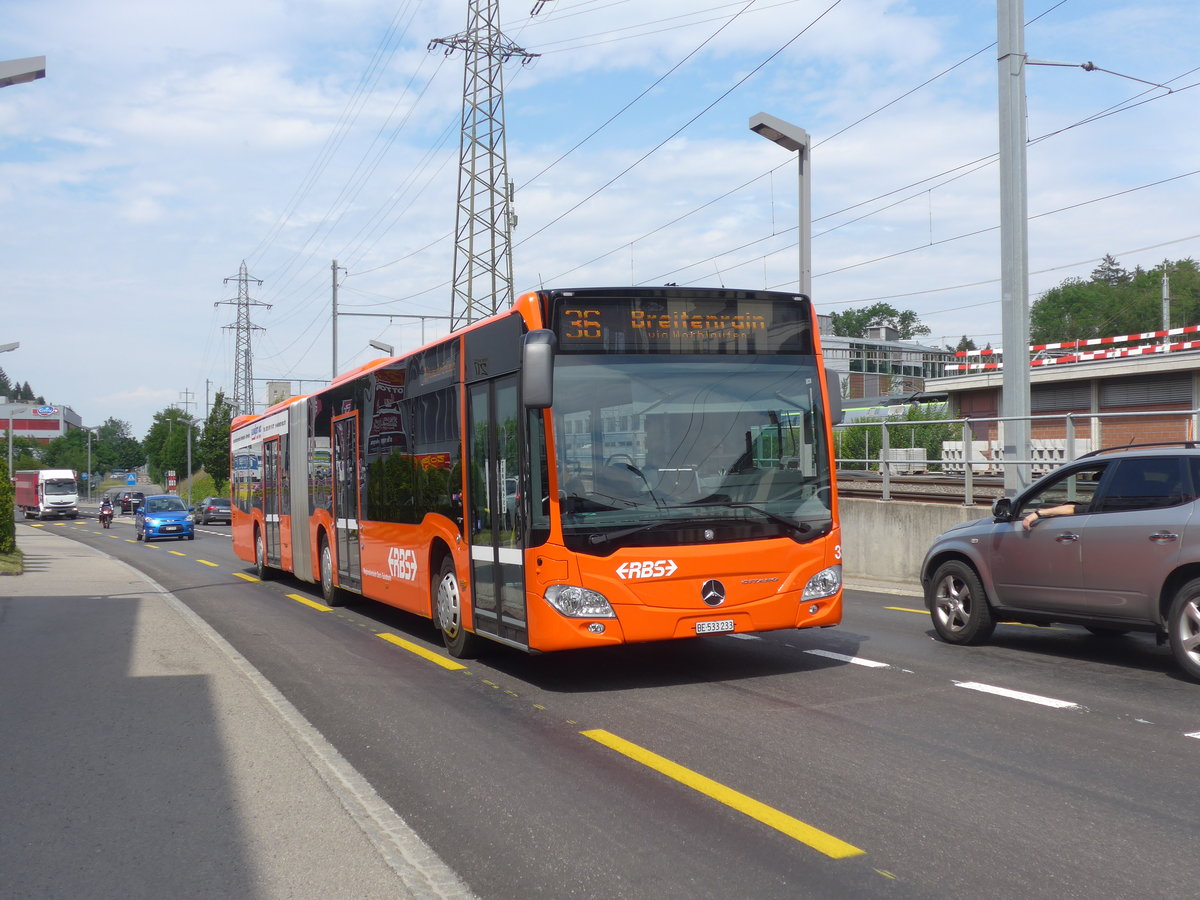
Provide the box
[135,494,196,542]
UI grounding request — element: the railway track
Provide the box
[835,472,1005,506]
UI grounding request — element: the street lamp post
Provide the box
[2,341,20,476]
[183,417,197,509]
[749,112,812,297]
[368,339,395,357]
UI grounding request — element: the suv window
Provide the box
[1093,457,1189,513]
[1022,462,1107,515]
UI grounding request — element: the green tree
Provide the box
[143,407,198,486]
[96,417,144,472]
[1031,257,1200,344]
[6,435,42,470]
[0,456,14,553]
[42,429,91,475]
[949,335,977,353]
[829,302,932,340]
[197,392,234,493]
[834,404,953,472]
[1091,253,1130,286]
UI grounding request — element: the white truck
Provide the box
[14,469,79,519]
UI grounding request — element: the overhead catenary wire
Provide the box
[514,0,846,249]
[246,0,424,271]
[237,0,1195,383]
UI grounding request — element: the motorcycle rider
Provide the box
[98,497,114,528]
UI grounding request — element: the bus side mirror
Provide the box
[522,329,556,409]
[824,367,843,425]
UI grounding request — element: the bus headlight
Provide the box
[802,565,842,601]
[544,585,616,618]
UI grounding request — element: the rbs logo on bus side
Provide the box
[388,547,418,582]
[616,559,678,580]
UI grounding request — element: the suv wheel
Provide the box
[927,560,995,645]
[1167,578,1200,682]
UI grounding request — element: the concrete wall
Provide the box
[839,497,989,588]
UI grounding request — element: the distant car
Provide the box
[119,490,145,514]
[135,494,195,542]
[921,443,1200,682]
[195,496,232,525]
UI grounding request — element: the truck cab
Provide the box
[14,469,79,519]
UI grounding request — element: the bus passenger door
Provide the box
[262,436,282,567]
[332,413,362,593]
[467,375,528,649]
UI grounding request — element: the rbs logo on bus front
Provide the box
[387,547,418,582]
[616,559,678,580]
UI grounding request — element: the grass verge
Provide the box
[0,548,24,576]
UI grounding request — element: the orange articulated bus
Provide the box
[230,286,845,657]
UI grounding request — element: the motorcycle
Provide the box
[99,505,113,529]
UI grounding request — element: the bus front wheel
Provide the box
[434,557,483,659]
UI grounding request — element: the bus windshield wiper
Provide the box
[662,500,812,536]
[588,521,664,545]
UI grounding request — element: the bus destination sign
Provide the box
[552,294,811,355]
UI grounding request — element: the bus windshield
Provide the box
[552,355,833,552]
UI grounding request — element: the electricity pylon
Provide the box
[217,261,269,417]
[430,0,538,329]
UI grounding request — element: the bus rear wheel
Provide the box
[254,528,272,580]
[319,537,345,607]
[434,557,483,659]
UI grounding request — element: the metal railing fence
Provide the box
[834,407,1200,505]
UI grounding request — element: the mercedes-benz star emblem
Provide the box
[701,579,726,607]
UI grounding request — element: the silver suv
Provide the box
[921,443,1200,682]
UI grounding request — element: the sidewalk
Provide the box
[0,523,473,900]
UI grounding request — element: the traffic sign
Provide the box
[126,474,137,486]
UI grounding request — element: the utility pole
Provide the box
[1162,263,1172,331]
[331,259,344,380]
[217,261,268,418]
[997,0,1031,497]
[430,0,537,330]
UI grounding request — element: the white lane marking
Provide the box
[804,649,889,668]
[955,681,1081,709]
[1184,731,1200,740]
[727,633,761,641]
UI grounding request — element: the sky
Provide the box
[2,0,1199,439]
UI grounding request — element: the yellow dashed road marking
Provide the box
[287,593,332,612]
[377,633,467,671]
[581,729,865,859]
